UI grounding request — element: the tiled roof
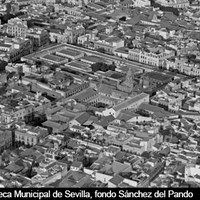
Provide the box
[75,112,90,124]
[109,174,124,185]
[71,161,82,168]
[113,93,149,111]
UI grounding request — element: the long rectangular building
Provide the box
[103,93,149,118]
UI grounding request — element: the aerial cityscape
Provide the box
[0,0,199,188]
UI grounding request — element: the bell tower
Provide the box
[123,68,134,86]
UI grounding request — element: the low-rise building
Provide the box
[15,126,49,146]
[103,93,149,118]
[155,0,189,8]
[0,37,33,62]
[185,164,200,184]
[165,57,200,77]
[26,28,49,50]
[7,17,28,38]
[50,24,85,44]
[94,36,124,54]
[32,160,68,186]
[141,72,173,89]
[122,131,163,154]
[128,47,175,67]
[70,161,83,171]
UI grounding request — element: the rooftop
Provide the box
[81,55,106,63]
[113,93,149,112]
[105,36,122,43]
[58,48,82,57]
[41,54,66,63]
[144,72,173,82]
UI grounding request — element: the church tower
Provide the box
[123,68,134,87]
[117,67,135,93]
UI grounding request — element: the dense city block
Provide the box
[0,0,199,188]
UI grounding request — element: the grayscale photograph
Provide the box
[0,0,199,195]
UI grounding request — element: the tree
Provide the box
[187,54,196,62]
[35,60,42,72]
[125,38,133,48]
[18,65,23,81]
[40,77,48,84]
[150,0,179,16]
[109,63,116,71]
[0,61,7,72]
[27,20,35,28]
[82,156,97,167]
[144,32,150,38]
[91,62,104,72]
[119,16,126,21]
[91,62,116,72]
[96,48,105,53]
[50,64,59,71]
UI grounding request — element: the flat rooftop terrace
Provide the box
[67,61,91,69]
[144,72,173,82]
[65,61,92,72]
[41,54,67,63]
[21,44,68,61]
[81,55,106,63]
[57,48,82,57]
